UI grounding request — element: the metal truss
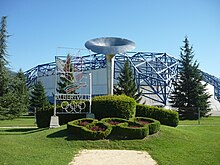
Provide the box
[24,62,56,87]
[24,53,107,87]
[24,52,220,105]
[201,71,220,101]
[114,52,179,105]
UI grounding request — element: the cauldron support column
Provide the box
[106,54,115,95]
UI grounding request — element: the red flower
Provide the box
[90,126,106,131]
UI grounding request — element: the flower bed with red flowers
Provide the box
[135,117,160,135]
[101,118,128,126]
[112,120,149,139]
[67,119,112,140]
[67,117,160,140]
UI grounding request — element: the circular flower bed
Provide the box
[135,117,160,135]
[101,118,128,126]
[67,117,160,140]
[67,119,111,140]
[113,120,149,139]
[85,122,112,140]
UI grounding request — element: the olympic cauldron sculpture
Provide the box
[85,37,135,95]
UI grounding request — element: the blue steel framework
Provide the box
[201,71,220,101]
[24,52,220,105]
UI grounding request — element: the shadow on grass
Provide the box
[47,129,68,138]
[47,129,85,141]
[0,128,47,135]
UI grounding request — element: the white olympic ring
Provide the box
[61,101,86,113]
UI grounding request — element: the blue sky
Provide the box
[1,0,220,77]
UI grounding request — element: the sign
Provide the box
[54,52,92,114]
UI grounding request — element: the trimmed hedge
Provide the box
[92,95,136,120]
[36,108,53,128]
[36,105,89,128]
[100,118,130,138]
[67,119,111,140]
[101,118,129,126]
[136,104,179,127]
[113,120,149,139]
[134,117,160,135]
[67,117,161,140]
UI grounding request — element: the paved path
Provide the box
[69,150,157,165]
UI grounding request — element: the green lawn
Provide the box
[0,116,36,127]
[0,116,220,165]
[179,116,220,125]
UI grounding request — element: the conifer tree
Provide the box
[0,16,9,97]
[170,37,211,119]
[114,60,142,102]
[0,16,12,119]
[30,81,49,111]
[13,69,29,114]
[0,16,29,118]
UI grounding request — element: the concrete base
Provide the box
[86,113,95,119]
[49,116,60,128]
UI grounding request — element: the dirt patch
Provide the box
[69,149,157,165]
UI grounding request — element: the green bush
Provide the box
[101,118,129,126]
[92,95,136,120]
[67,119,111,140]
[101,118,149,139]
[36,105,89,128]
[134,117,160,135]
[67,117,162,140]
[36,107,53,128]
[100,118,129,138]
[136,104,179,127]
[113,120,149,139]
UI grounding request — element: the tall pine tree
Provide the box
[30,81,50,111]
[0,16,13,119]
[13,69,29,114]
[170,37,211,119]
[114,60,142,102]
[0,16,9,97]
[0,16,29,119]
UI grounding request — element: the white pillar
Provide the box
[106,54,115,95]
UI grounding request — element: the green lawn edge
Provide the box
[0,118,220,165]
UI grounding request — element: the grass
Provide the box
[0,116,36,127]
[0,117,220,165]
[179,116,220,125]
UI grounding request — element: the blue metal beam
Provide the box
[24,52,220,104]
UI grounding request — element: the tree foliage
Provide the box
[114,60,142,102]
[0,16,9,97]
[170,37,211,119]
[13,69,29,113]
[0,16,29,119]
[30,81,50,111]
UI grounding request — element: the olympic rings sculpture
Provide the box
[61,100,86,113]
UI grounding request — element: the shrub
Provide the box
[92,95,136,120]
[67,118,97,139]
[36,107,53,128]
[100,118,129,138]
[67,119,111,140]
[113,120,149,139]
[136,104,179,127]
[67,117,161,140]
[36,105,89,128]
[101,117,129,126]
[134,117,160,135]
